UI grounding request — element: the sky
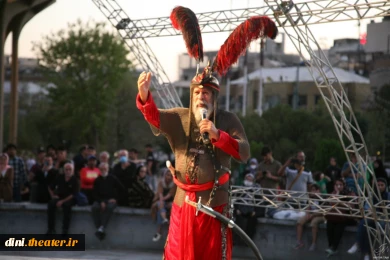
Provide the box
[5,0,379,81]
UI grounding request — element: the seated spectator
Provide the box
[233,173,262,245]
[294,184,326,251]
[80,155,101,204]
[128,165,154,208]
[21,171,34,201]
[91,163,125,240]
[0,153,13,202]
[47,163,79,235]
[347,178,390,260]
[314,171,330,194]
[151,169,176,242]
[35,155,58,203]
[325,179,356,257]
[112,150,136,206]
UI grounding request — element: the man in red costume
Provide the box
[136,68,250,260]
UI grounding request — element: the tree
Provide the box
[33,20,132,149]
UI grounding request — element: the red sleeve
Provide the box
[136,91,160,129]
[211,130,240,160]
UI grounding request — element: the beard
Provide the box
[192,101,214,125]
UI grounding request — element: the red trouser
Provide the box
[164,174,232,260]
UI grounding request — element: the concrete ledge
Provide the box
[0,202,359,259]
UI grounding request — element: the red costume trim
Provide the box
[136,91,160,129]
[212,130,241,160]
[173,173,229,191]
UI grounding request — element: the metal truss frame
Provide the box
[124,0,389,38]
[264,0,390,257]
[232,186,390,222]
[92,0,183,109]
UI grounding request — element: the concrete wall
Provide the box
[0,202,360,260]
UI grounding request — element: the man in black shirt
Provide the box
[92,162,124,240]
[47,163,79,235]
[35,155,58,203]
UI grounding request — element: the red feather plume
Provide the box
[212,16,278,76]
[170,6,203,62]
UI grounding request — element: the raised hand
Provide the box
[137,71,152,103]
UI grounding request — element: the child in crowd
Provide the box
[314,171,331,194]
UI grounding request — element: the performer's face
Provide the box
[192,86,214,124]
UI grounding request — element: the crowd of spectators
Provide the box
[1,142,389,259]
[235,146,390,259]
[0,143,175,242]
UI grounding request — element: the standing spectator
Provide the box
[278,151,314,205]
[35,155,58,203]
[257,146,282,189]
[30,147,46,176]
[324,157,341,193]
[233,173,262,245]
[0,153,14,202]
[73,145,88,178]
[372,159,389,186]
[55,146,69,175]
[80,155,101,204]
[4,144,27,202]
[47,163,79,235]
[342,153,364,195]
[295,184,326,250]
[92,162,124,240]
[98,151,110,168]
[325,179,356,257]
[129,148,143,166]
[46,145,57,162]
[314,171,330,194]
[88,145,97,157]
[145,144,157,190]
[112,150,136,206]
[151,169,176,242]
[128,165,154,208]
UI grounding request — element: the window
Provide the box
[288,95,307,108]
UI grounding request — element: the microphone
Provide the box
[199,108,210,144]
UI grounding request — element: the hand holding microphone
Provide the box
[199,108,210,144]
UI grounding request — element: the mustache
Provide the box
[196,101,208,108]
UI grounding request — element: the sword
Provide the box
[185,196,263,260]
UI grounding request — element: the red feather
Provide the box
[170,6,203,62]
[212,16,278,76]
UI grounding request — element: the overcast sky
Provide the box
[5,0,378,81]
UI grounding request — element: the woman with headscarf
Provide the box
[151,168,177,242]
[347,178,390,260]
[128,165,155,208]
[325,178,356,257]
[0,153,13,202]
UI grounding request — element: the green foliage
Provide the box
[239,104,338,168]
[249,140,264,161]
[33,20,132,148]
[313,138,345,172]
